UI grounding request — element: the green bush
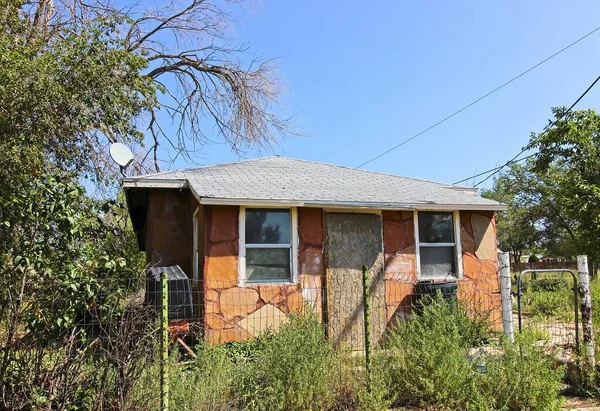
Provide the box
[378,295,564,410]
[235,313,340,411]
[529,254,540,263]
[528,290,564,317]
[479,332,564,410]
[382,295,484,408]
[530,278,569,293]
[129,314,356,411]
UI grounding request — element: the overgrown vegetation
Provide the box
[127,297,567,411]
[131,313,358,411]
[369,295,564,410]
[518,275,576,323]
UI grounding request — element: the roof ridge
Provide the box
[128,155,472,190]
[268,156,471,189]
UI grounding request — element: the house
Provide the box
[540,256,568,263]
[124,156,507,348]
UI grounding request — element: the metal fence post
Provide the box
[361,265,371,392]
[499,252,515,342]
[577,255,595,369]
[161,272,169,411]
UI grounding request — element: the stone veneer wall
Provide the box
[382,211,417,325]
[383,210,501,328]
[458,211,502,329]
[203,206,324,344]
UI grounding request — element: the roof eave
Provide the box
[123,179,187,189]
[121,179,508,211]
[198,197,508,211]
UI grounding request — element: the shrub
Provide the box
[479,332,564,411]
[235,313,341,411]
[379,295,564,410]
[529,254,540,263]
[528,290,564,317]
[530,278,569,293]
[382,295,484,408]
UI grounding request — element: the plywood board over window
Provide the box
[325,213,385,351]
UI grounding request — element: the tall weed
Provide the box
[479,332,564,410]
[235,313,339,411]
[383,295,484,408]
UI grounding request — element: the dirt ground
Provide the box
[391,396,600,410]
[562,396,600,410]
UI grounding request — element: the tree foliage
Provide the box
[1,0,291,406]
[1,0,291,188]
[488,108,600,266]
[481,164,540,264]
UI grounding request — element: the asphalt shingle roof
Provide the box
[123,156,506,210]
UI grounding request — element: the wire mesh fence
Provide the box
[166,270,506,352]
[3,260,595,409]
[0,273,160,410]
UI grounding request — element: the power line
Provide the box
[469,73,600,188]
[356,25,600,169]
[452,154,536,185]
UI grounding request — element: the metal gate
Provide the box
[517,269,580,353]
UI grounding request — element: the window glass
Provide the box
[246,210,291,244]
[246,248,291,282]
[418,212,454,243]
[420,246,456,277]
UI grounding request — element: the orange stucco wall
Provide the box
[144,194,501,342]
[203,206,324,344]
[383,210,501,328]
[458,211,501,328]
[383,210,417,325]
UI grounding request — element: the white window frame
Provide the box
[192,207,200,285]
[414,210,463,280]
[238,206,299,287]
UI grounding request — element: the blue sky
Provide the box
[159,1,600,189]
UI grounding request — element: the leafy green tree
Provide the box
[488,108,600,270]
[527,108,600,267]
[0,170,148,407]
[481,164,540,264]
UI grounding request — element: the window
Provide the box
[415,211,462,278]
[239,207,298,285]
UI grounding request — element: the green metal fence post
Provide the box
[161,272,169,411]
[362,265,371,392]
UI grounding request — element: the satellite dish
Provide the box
[109,143,134,168]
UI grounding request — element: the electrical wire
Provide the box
[452,154,536,185]
[470,73,600,188]
[356,25,600,169]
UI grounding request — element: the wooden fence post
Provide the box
[498,252,515,342]
[577,255,595,370]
